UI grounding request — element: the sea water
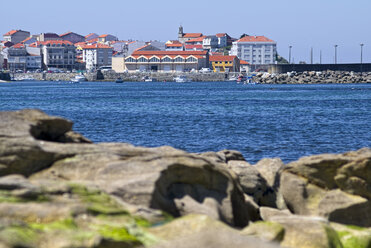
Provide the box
[0,81,370,163]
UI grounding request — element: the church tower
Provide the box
[178,25,184,39]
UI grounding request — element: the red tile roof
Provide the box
[209,55,237,62]
[129,54,204,60]
[183,33,203,38]
[132,50,207,56]
[4,30,18,36]
[184,44,203,49]
[21,37,33,43]
[237,36,274,43]
[216,33,226,37]
[43,40,73,45]
[12,43,25,48]
[99,34,109,38]
[83,43,112,49]
[60,32,72,37]
[166,43,183,47]
[166,40,181,44]
[240,60,249,65]
[185,36,206,43]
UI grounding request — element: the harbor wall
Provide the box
[268,63,371,73]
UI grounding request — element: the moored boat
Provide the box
[174,75,191,83]
[71,74,87,83]
[115,77,123,83]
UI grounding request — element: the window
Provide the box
[150,57,160,62]
[138,57,148,62]
[186,57,197,62]
[174,57,184,62]
[125,57,136,62]
[162,57,172,62]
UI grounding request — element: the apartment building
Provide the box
[209,55,240,72]
[37,40,76,70]
[82,43,113,71]
[230,35,276,65]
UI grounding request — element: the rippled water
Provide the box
[0,81,370,163]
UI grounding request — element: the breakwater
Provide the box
[252,70,371,84]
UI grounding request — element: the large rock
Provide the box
[149,214,280,248]
[242,215,343,248]
[0,110,251,227]
[279,149,371,226]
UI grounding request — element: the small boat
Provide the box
[115,77,123,83]
[71,74,87,83]
[174,75,191,83]
[142,76,157,82]
[237,75,247,83]
[228,76,238,82]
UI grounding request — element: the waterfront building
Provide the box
[37,33,62,42]
[7,43,27,71]
[209,55,240,72]
[0,53,4,69]
[31,40,76,70]
[240,60,250,72]
[184,44,204,51]
[82,43,113,71]
[112,55,125,73]
[230,35,276,65]
[3,30,30,45]
[60,32,85,44]
[98,34,118,43]
[26,54,42,70]
[124,50,209,72]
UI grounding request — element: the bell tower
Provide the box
[178,25,184,39]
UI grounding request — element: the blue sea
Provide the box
[0,81,370,163]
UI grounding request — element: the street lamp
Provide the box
[334,45,338,64]
[289,45,292,64]
[360,43,364,63]
[360,43,364,75]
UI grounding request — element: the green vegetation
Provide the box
[323,225,343,248]
[276,54,289,64]
[69,184,128,215]
[0,190,48,203]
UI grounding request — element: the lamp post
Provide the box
[289,45,292,64]
[334,45,338,64]
[360,43,364,75]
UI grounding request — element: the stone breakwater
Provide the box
[253,70,371,84]
[0,109,370,248]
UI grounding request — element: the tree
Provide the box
[239,33,249,39]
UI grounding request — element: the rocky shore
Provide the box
[252,70,371,84]
[0,109,370,248]
[6,70,371,83]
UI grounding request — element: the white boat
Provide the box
[142,76,157,82]
[71,74,87,83]
[174,75,191,83]
[228,76,238,82]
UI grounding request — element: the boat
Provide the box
[228,76,238,82]
[115,77,123,83]
[236,75,247,83]
[142,76,157,82]
[174,75,192,83]
[71,74,87,83]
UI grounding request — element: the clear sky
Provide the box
[2,0,371,63]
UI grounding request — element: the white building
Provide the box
[203,36,219,50]
[230,35,276,65]
[82,43,113,71]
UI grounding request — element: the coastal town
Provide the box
[0,27,278,74]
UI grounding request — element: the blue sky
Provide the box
[2,0,371,63]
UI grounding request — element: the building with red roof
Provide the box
[98,34,118,43]
[60,32,85,44]
[82,43,113,71]
[209,55,240,72]
[122,50,209,73]
[37,33,62,42]
[230,35,276,65]
[3,30,30,45]
[178,25,204,44]
[38,40,76,70]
